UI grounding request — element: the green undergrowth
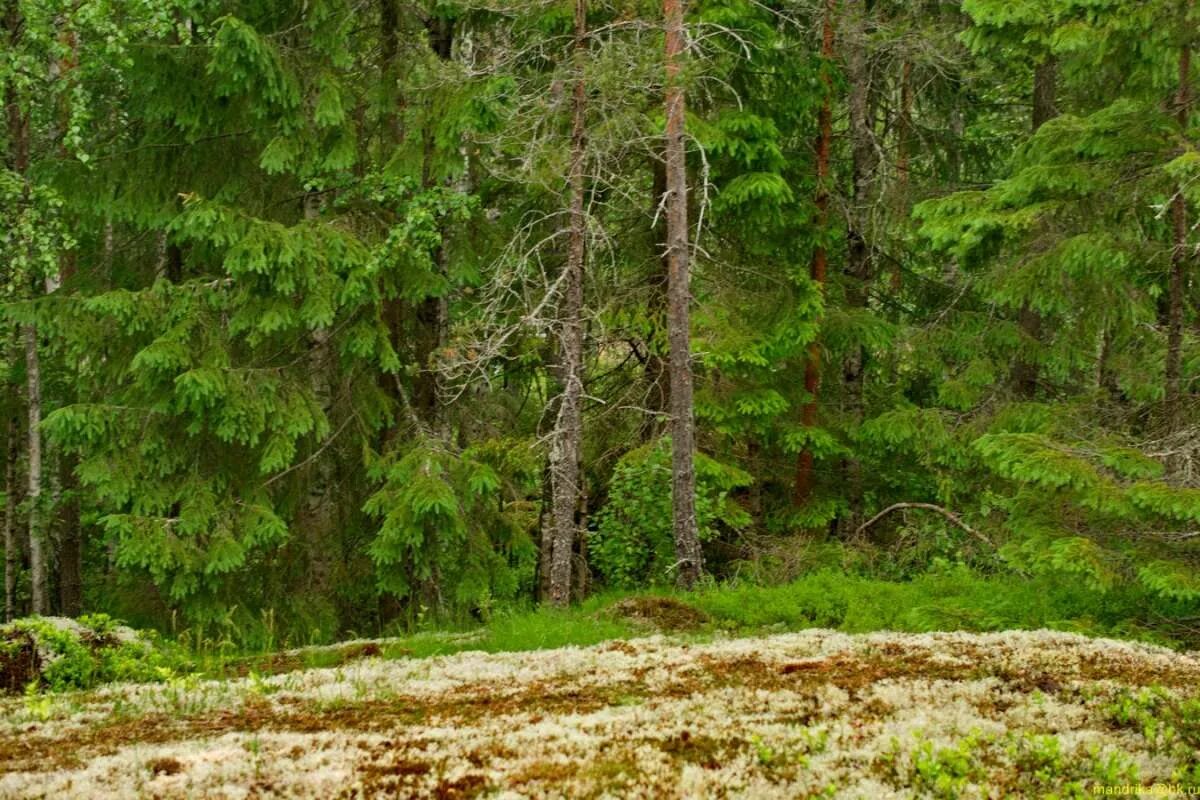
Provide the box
[688,565,1173,642]
[15,565,1192,692]
[1,614,185,694]
[363,563,1185,664]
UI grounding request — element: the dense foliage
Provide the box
[2,0,1199,646]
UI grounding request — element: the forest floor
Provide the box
[2,621,1199,798]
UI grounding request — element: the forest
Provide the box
[7,0,1200,795]
[2,0,1200,642]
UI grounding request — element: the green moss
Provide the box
[1106,686,1200,785]
[1,615,185,694]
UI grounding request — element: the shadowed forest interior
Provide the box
[3,0,1200,653]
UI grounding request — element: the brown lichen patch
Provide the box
[433,773,489,799]
[146,756,183,776]
[6,630,1200,798]
[354,756,435,796]
[655,730,738,769]
[508,760,578,786]
[605,597,710,632]
[0,676,645,776]
[225,641,386,679]
[600,640,638,655]
[0,638,1188,779]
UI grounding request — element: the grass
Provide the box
[384,602,637,660]
[345,563,1183,668]
[56,563,1182,687]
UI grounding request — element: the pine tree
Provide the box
[664,0,702,588]
[795,0,836,506]
[547,0,589,606]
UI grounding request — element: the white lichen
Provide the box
[1,629,1197,798]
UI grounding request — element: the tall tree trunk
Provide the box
[1166,42,1192,437]
[795,1,835,505]
[664,0,701,588]
[5,8,46,615]
[641,161,670,443]
[378,0,409,453]
[56,453,81,617]
[49,26,83,616]
[1011,57,1058,398]
[24,324,46,616]
[379,0,403,144]
[3,375,18,622]
[890,60,912,294]
[840,0,876,529]
[547,0,588,606]
[1031,57,1059,132]
[534,350,562,601]
[52,246,80,619]
[299,193,337,599]
[414,16,455,439]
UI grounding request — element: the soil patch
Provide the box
[605,597,710,632]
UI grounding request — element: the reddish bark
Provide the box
[794,1,835,506]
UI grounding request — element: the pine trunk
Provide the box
[54,244,81,617]
[841,0,875,529]
[1166,42,1191,436]
[300,193,338,597]
[379,0,403,144]
[642,161,671,443]
[414,17,455,440]
[891,60,912,294]
[1011,57,1058,398]
[377,0,410,454]
[57,454,82,617]
[664,0,701,588]
[795,1,835,505]
[547,0,588,606]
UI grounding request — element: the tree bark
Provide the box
[794,1,835,505]
[664,0,702,588]
[840,0,876,529]
[3,2,27,620]
[4,378,19,622]
[1011,57,1058,398]
[377,0,410,453]
[891,60,912,294]
[24,324,47,616]
[53,246,81,617]
[413,16,455,439]
[299,193,338,598]
[4,6,45,615]
[641,161,671,442]
[1031,57,1059,132]
[379,0,404,144]
[547,0,588,606]
[1166,42,1191,437]
[56,453,82,617]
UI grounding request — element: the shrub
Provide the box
[0,614,184,693]
[591,438,752,588]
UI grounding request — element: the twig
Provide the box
[855,502,992,546]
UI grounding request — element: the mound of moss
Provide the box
[605,596,711,632]
[0,614,183,693]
